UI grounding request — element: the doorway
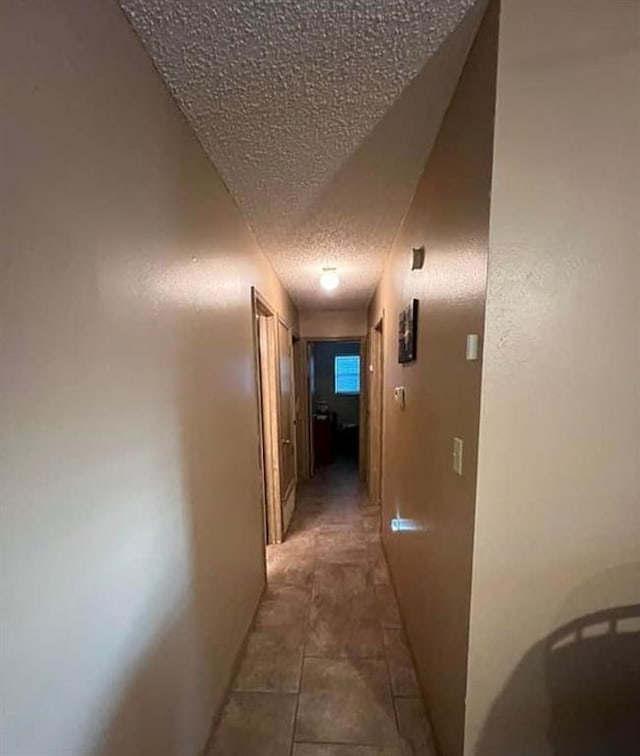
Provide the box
[307,339,363,476]
[277,317,296,531]
[367,316,384,507]
[252,288,297,545]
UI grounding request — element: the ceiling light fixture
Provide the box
[320,268,340,291]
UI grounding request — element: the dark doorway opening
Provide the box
[308,340,362,473]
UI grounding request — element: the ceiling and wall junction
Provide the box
[119,0,488,308]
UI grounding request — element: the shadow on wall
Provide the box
[5,0,270,753]
[89,609,206,756]
[475,568,640,756]
[87,73,266,756]
[90,270,265,756]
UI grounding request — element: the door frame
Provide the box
[359,336,368,482]
[300,336,365,478]
[367,315,385,506]
[251,287,284,544]
[277,315,297,535]
[293,335,309,482]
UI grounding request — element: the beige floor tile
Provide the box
[233,623,304,693]
[307,568,381,658]
[374,585,403,628]
[313,562,371,596]
[305,601,383,659]
[208,692,297,756]
[256,584,311,627]
[267,547,317,587]
[315,540,369,565]
[293,744,404,756]
[369,544,391,586]
[362,513,381,533]
[394,697,436,756]
[295,658,398,745]
[210,466,428,755]
[383,628,419,696]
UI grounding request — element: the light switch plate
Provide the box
[466,334,480,361]
[393,387,405,409]
[453,437,464,476]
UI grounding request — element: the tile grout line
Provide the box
[375,527,407,750]
[201,579,269,756]
[287,496,320,756]
[212,468,424,755]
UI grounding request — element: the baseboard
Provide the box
[200,580,267,755]
[379,534,443,756]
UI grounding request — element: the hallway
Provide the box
[4,1,639,754]
[208,466,434,755]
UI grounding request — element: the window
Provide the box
[334,354,360,395]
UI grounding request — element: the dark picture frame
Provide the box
[398,299,418,363]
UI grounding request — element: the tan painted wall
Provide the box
[465,2,640,753]
[367,6,499,755]
[0,1,296,754]
[300,309,367,339]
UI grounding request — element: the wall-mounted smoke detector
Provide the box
[320,268,340,291]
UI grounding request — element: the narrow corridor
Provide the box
[208,465,435,755]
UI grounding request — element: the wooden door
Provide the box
[278,319,296,530]
[253,289,283,544]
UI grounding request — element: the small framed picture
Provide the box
[398,299,418,363]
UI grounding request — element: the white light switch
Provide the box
[393,387,405,409]
[466,334,480,361]
[453,437,464,476]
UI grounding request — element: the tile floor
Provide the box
[208,463,436,756]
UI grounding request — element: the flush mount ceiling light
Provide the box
[320,268,340,291]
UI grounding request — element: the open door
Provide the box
[278,318,296,532]
[253,291,282,543]
[368,317,384,506]
[252,289,298,544]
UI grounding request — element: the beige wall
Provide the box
[465,1,640,753]
[367,5,499,755]
[300,309,367,339]
[0,1,296,754]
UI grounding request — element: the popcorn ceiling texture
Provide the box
[120,0,486,308]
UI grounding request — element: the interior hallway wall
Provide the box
[466,1,640,753]
[0,1,297,754]
[300,309,367,339]
[367,4,499,755]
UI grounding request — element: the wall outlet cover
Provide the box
[453,437,464,475]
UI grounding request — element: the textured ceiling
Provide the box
[120,0,487,309]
